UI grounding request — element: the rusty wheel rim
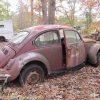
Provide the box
[26,70,41,84]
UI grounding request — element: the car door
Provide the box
[64,30,85,69]
[34,30,63,71]
[75,31,86,65]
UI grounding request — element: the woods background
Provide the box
[0,0,100,34]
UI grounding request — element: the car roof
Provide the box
[22,25,75,33]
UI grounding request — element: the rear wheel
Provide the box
[19,64,44,86]
[95,52,100,67]
[0,37,5,42]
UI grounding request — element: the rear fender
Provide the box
[88,43,100,64]
[21,52,51,73]
[4,52,51,81]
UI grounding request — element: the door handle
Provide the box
[68,46,72,50]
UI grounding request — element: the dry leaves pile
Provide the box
[0,42,100,100]
[0,65,99,100]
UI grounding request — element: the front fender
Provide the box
[88,43,100,64]
[4,52,51,81]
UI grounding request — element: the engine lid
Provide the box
[0,46,15,68]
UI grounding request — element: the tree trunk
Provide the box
[48,0,55,24]
[41,0,47,24]
[18,0,24,29]
[31,0,34,26]
[71,0,76,27]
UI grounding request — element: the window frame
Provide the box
[0,25,4,28]
[64,30,82,44]
[10,31,29,44]
[74,31,82,42]
[34,30,60,47]
[59,29,64,39]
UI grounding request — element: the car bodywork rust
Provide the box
[0,46,15,68]
[88,43,100,64]
[83,38,100,64]
[83,38,97,43]
[0,25,100,83]
[4,52,51,81]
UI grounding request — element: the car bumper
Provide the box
[0,74,11,82]
[0,69,11,91]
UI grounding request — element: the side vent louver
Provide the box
[1,48,8,55]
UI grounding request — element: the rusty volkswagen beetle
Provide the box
[0,25,100,86]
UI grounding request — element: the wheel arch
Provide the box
[4,52,51,81]
[20,60,48,76]
[0,36,5,38]
[0,36,6,41]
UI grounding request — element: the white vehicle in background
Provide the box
[0,20,14,41]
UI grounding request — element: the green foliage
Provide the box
[56,16,80,27]
[85,12,93,34]
[0,0,11,20]
[0,0,98,33]
[56,16,70,25]
[86,12,92,25]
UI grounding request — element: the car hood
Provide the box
[83,38,97,43]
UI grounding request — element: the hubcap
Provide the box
[26,70,40,84]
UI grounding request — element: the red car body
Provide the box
[0,25,100,85]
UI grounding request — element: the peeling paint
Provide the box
[0,25,100,83]
[23,53,36,61]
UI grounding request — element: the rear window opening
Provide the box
[10,32,29,44]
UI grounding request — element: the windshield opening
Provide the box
[10,32,29,44]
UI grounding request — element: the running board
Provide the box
[51,68,66,74]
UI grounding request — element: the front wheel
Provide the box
[95,52,100,67]
[19,64,44,86]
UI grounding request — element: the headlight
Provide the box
[6,59,15,70]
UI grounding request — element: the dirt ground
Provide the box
[0,42,100,100]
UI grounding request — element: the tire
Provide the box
[0,37,3,42]
[0,37,5,42]
[19,64,44,86]
[95,52,100,67]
